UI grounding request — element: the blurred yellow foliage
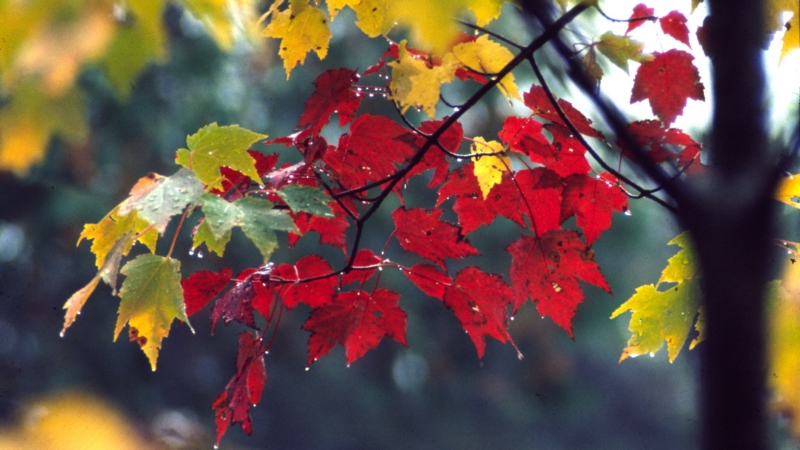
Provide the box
[0,0,261,175]
[0,391,152,450]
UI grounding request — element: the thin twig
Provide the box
[528,54,677,212]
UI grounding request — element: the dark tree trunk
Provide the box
[522,1,780,447]
[684,1,773,449]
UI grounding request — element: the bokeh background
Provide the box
[1,1,798,449]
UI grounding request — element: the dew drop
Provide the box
[305,366,310,371]
[453,107,460,112]
[259,185,265,189]
[252,404,256,407]
[378,267,383,271]
[456,158,463,162]
[510,316,514,321]
[369,93,374,98]
[623,209,632,216]
[197,250,204,259]
[59,331,65,338]
[214,445,219,450]
[189,249,195,256]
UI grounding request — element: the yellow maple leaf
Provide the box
[263,0,332,78]
[115,254,192,370]
[327,0,393,37]
[452,34,521,101]
[390,0,467,53]
[468,0,504,27]
[775,173,800,208]
[471,137,511,199]
[388,41,458,117]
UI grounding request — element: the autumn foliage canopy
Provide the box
[37,0,800,445]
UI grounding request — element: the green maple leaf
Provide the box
[118,168,204,234]
[192,219,232,257]
[175,123,267,190]
[115,254,191,371]
[611,232,704,362]
[198,194,298,261]
[596,31,651,73]
[277,184,334,218]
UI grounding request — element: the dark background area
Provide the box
[3,3,787,449]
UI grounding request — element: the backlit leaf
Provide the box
[471,137,511,199]
[263,0,332,78]
[625,3,655,35]
[115,254,191,370]
[659,11,691,47]
[596,31,651,73]
[388,41,458,117]
[631,50,705,126]
[452,35,520,101]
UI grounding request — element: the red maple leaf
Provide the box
[522,86,603,138]
[298,68,362,136]
[511,168,563,234]
[289,201,351,254]
[560,174,629,245]
[436,165,562,235]
[211,268,273,332]
[183,268,232,316]
[507,230,611,336]
[442,267,516,359]
[618,119,702,171]
[342,248,383,286]
[409,118,462,188]
[324,114,418,189]
[626,3,655,35]
[303,288,408,366]
[660,11,691,47]
[212,331,267,446]
[631,49,704,126]
[265,255,336,309]
[436,164,498,234]
[404,264,451,300]
[392,207,480,270]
